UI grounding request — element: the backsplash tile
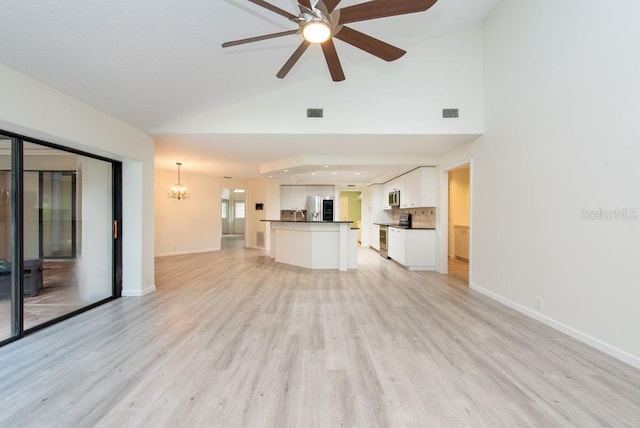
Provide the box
[280,210,307,221]
[391,207,436,228]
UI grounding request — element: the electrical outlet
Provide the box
[535,296,543,312]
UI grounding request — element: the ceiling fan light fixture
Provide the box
[302,21,331,44]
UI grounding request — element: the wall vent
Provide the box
[307,108,324,118]
[256,232,265,248]
[442,108,459,118]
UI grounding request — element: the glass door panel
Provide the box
[41,172,76,259]
[0,138,13,341]
[23,142,113,330]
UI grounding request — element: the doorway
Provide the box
[448,165,470,284]
[221,187,245,250]
[339,190,362,243]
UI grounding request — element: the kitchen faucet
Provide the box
[293,209,305,221]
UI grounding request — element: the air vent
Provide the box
[307,108,324,118]
[442,108,459,118]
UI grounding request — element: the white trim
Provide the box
[122,284,156,297]
[154,247,220,257]
[471,282,640,370]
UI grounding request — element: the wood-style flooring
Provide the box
[0,246,639,427]
[448,256,469,283]
[0,260,80,336]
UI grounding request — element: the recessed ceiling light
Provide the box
[311,172,317,176]
[355,172,361,176]
[284,169,289,173]
[332,172,338,175]
[324,165,329,168]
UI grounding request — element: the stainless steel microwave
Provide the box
[388,190,400,207]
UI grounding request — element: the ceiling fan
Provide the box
[222,0,439,81]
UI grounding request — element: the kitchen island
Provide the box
[262,220,357,271]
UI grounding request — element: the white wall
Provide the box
[470,0,640,367]
[0,64,155,297]
[245,178,276,249]
[154,168,249,256]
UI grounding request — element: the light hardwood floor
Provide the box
[0,246,639,427]
[448,256,469,284]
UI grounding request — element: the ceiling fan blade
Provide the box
[322,0,343,13]
[338,0,438,24]
[222,29,298,48]
[248,0,298,20]
[277,41,311,79]
[321,39,345,82]
[334,26,405,61]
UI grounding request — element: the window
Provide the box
[221,201,228,219]
[234,201,245,219]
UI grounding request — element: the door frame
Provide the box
[438,159,473,285]
[0,128,122,347]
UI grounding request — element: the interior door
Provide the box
[221,200,230,234]
[233,201,245,234]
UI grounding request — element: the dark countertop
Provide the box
[374,223,435,230]
[262,220,354,224]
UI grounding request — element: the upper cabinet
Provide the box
[368,184,392,223]
[389,167,436,209]
[419,167,436,208]
[280,185,335,210]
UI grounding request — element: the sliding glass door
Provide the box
[0,137,13,341]
[0,131,121,345]
[22,142,115,330]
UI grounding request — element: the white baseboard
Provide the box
[471,282,640,370]
[154,248,220,257]
[122,283,156,297]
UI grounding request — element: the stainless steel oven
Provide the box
[379,225,389,258]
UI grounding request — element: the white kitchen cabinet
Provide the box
[313,185,334,199]
[280,185,307,210]
[454,225,469,260]
[419,167,437,207]
[399,167,437,208]
[401,168,421,208]
[388,227,435,271]
[280,185,335,210]
[280,186,294,210]
[387,227,406,265]
[369,184,392,223]
[370,224,380,250]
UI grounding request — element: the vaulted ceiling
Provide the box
[1,0,499,183]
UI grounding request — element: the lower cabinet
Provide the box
[388,227,406,265]
[370,224,380,251]
[388,227,435,271]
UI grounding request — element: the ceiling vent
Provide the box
[442,108,459,118]
[307,108,324,118]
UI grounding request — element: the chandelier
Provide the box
[168,162,189,200]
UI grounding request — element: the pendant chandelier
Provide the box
[168,162,189,200]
